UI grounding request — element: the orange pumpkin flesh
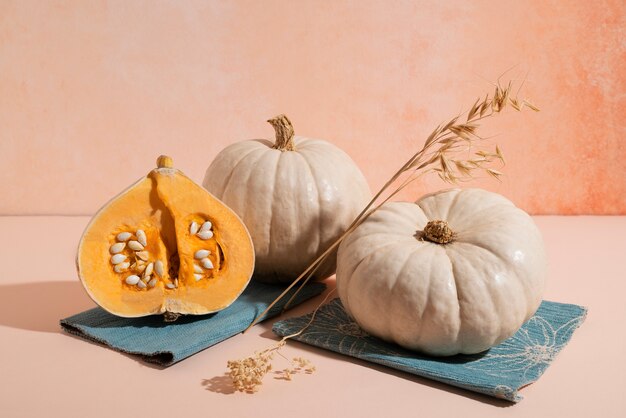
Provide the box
[77,156,255,318]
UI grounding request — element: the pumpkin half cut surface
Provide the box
[77,156,255,318]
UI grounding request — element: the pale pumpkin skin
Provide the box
[336,188,547,356]
[203,115,371,283]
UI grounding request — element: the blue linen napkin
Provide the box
[273,298,586,402]
[60,281,326,366]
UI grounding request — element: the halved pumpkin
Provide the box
[77,156,255,318]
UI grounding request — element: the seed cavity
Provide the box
[201,258,214,269]
[195,249,210,259]
[125,275,140,285]
[136,229,147,247]
[110,242,126,254]
[154,260,164,277]
[189,221,199,235]
[111,254,127,265]
[128,240,144,251]
[114,262,130,273]
[116,232,132,242]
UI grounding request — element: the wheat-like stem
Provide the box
[226,289,335,392]
[242,80,538,334]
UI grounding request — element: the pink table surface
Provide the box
[0,216,624,417]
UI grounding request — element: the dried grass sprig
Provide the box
[231,80,538,391]
[227,289,335,392]
[242,80,538,334]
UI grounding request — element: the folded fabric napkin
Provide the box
[273,298,586,402]
[61,281,326,366]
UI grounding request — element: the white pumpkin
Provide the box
[203,115,371,283]
[336,188,547,356]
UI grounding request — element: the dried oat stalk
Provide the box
[226,290,333,392]
[244,80,539,333]
[233,80,539,392]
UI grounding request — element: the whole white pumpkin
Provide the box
[336,188,547,356]
[203,115,371,283]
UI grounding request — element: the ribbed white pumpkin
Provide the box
[336,188,547,356]
[203,115,371,283]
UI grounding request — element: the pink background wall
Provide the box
[1,0,624,215]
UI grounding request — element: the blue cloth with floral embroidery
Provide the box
[60,281,326,367]
[273,298,586,402]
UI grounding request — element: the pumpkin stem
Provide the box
[422,220,455,244]
[157,155,174,168]
[163,312,181,322]
[268,114,296,151]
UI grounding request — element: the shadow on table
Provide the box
[250,327,513,407]
[0,281,94,333]
[201,374,237,394]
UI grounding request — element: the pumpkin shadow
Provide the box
[0,281,95,333]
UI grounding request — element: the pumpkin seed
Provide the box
[193,264,204,274]
[135,264,146,273]
[116,232,132,242]
[125,275,140,285]
[137,280,147,289]
[114,262,130,273]
[166,283,176,289]
[144,262,154,276]
[197,230,213,240]
[111,254,127,265]
[110,242,126,254]
[194,273,203,281]
[136,251,149,261]
[201,258,214,269]
[148,278,157,288]
[136,229,147,247]
[194,249,210,259]
[154,260,164,277]
[189,221,199,235]
[128,240,144,251]
[200,221,212,232]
